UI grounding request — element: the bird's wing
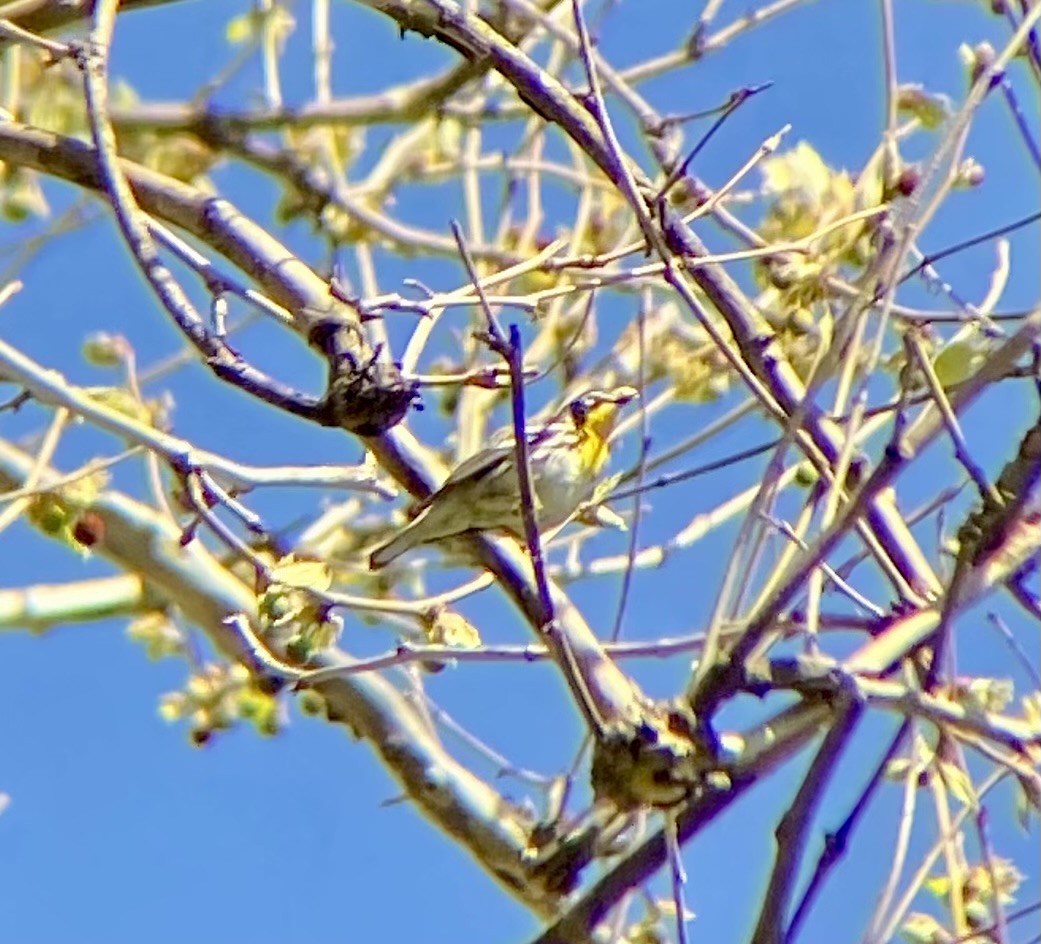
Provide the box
[422,421,563,504]
[428,443,515,498]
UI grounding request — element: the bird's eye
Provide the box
[569,399,589,425]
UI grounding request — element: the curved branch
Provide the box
[360,0,941,611]
[0,115,650,758]
[0,0,173,41]
[0,435,565,912]
[0,120,415,433]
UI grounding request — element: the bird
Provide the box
[368,386,637,569]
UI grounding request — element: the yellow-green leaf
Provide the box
[933,339,986,388]
[225,12,256,44]
[82,332,127,368]
[937,759,978,809]
[1014,774,1041,831]
[269,556,333,593]
[900,912,950,944]
[924,874,952,899]
[897,85,952,129]
[424,610,481,649]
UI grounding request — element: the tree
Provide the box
[0,1,1038,942]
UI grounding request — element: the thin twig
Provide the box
[450,219,555,627]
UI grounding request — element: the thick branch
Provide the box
[360,0,940,607]
[0,121,416,434]
[0,436,565,911]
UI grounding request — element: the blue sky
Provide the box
[1,2,1038,942]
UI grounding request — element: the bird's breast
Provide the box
[532,444,599,526]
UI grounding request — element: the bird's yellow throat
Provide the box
[575,402,620,475]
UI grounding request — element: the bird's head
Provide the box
[568,385,638,446]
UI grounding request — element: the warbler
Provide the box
[369,386,637,569]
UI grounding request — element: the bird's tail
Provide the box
[368,509,429,569]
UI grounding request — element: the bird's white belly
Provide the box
[532,447,594,527]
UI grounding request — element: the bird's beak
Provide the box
[607,386,638,406]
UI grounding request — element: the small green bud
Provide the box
[82,332,127,367]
